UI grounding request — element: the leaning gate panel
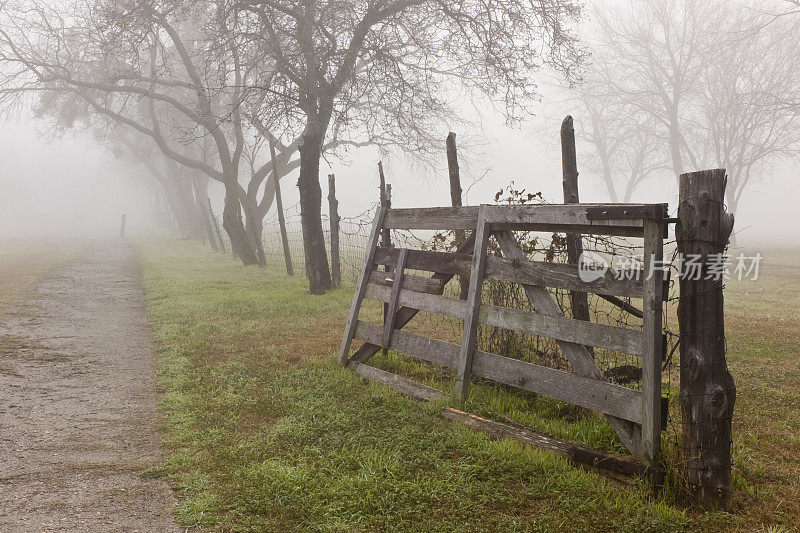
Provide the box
[338,203,667,465]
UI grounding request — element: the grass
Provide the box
[137,239,799,531]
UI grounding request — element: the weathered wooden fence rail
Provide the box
[339,202,669,466]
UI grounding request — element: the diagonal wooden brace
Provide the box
[382,248,409,348]
[493,230,641,454]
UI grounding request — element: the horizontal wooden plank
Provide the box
[491,222,644,238]
[366,282,464,320]
[368,271,442,294]
[441,408,648,481]
[384,206,479,230]
[354,321,643,423]
[485,256,644,299]
[382,204,666,236]
[374,247,473,277]
[365,284,642,355]
[373,247,644,298]
[349,362,444,402]
[481,305,642,356]
[483,204,650,227]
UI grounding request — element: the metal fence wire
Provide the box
[258,192,680,387]
[215,188,683,456]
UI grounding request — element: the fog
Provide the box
[3,115,796,249]
[0,0,798,288]
[0,123,159,239]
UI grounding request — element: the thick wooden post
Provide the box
[641,218,665,467]
[120,214,126,239]
[207,198,227,253]
[560,116,592,338]
[269,140,294,276]
[447,132,469,300]
[328,174,341,288]
[677,169,736,509]
[446,132,462,208]
[453,206,490,403]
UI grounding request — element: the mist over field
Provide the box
[1,0,799,530]
[2,116,796,247]
[0,124,158,239]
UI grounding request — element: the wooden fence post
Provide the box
[269,140,294,276]
[378,162,393,356]
[328,174,341,288]
[560,116,592,323]
[378,161,392,250]
[677,169,736,509]
[447,132,469,300]
[207,198,226,253]
[120,214,126,239]
[641,218,665,468]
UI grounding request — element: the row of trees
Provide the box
[570,0,800,215]
[0,0,585,293]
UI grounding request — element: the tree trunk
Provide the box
[668,118,686,178]
[270,140,294,276]
[725,186,739,248]
[160,179,194,238]
[222,184,259,266]
[242,200,267,267]
[207,197,226,253]
[297,130,332,294]
[194,176,218,252]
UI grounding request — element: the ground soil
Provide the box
[0,242,178,532]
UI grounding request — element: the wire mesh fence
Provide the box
[256,194,680,382]
[259,201,378,284]
[216,187,683,457]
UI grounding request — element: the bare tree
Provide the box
[0,0,302,264]
[592,0,720,178]
[570,68,668,202]
[696,4,800,215]
[234,0,585,293]
[587,0,800,216]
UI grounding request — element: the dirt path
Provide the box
[0,242,178,532]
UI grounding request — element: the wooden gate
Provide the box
[339,203,668,465]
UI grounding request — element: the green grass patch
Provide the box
[139,239,800,531]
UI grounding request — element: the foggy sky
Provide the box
[0,122,157,239]
[1,112,798,248]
